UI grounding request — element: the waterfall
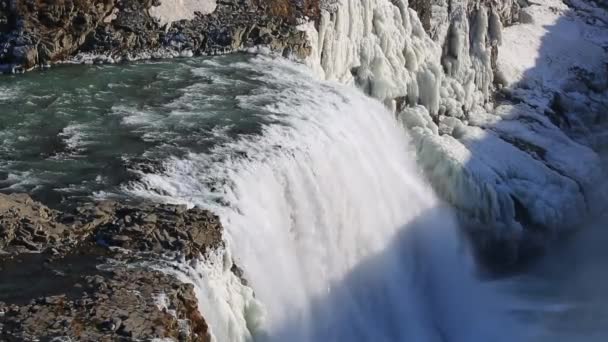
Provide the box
[129,56,521,341]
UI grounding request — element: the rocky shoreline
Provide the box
[0,193,223,341]
[0,0,321,73]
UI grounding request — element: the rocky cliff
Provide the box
[0,0,520,72]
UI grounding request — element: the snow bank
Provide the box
[497,0,608,146]
[404,104,591,236]
[149,0,217,27]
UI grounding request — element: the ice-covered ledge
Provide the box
[302,0,608,263]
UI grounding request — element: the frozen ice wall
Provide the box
[303,0,512,112]
[301,0,608,255]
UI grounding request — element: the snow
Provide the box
[149,0,217,27]
[469,103,601,192]
[496,0,606,91]
[406,105,588,235]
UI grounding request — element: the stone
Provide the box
[142,213,158,224]
[112,235,131,243]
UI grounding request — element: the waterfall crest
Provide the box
[129,56,521,342]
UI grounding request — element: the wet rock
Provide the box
[0,193,70,254]
[0,266,212,341]
[0,194,221,341]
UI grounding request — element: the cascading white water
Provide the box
[129,56,522,342]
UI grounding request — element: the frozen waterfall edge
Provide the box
[299,0,608,263]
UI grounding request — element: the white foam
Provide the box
[58,123,89,153]
[112,105,161,127]
[0,86,20,101]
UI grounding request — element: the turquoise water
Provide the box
[0,55,273,206]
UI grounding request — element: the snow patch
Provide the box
[497,0,606,90]
[149,0,217,27]
[153,292,174,314]
[300,0,608,237]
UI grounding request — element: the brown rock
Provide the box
[0,194,224,341]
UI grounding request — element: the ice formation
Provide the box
[301,0,608,241]
[303,0,507,112]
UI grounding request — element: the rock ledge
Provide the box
[0,193,222,341]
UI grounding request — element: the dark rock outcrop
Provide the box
[0,266,210,341]
[0,193,222,257]
[0,193,222,341]
[0,0,321,72]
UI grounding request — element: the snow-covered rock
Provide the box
[497,0,608,146]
